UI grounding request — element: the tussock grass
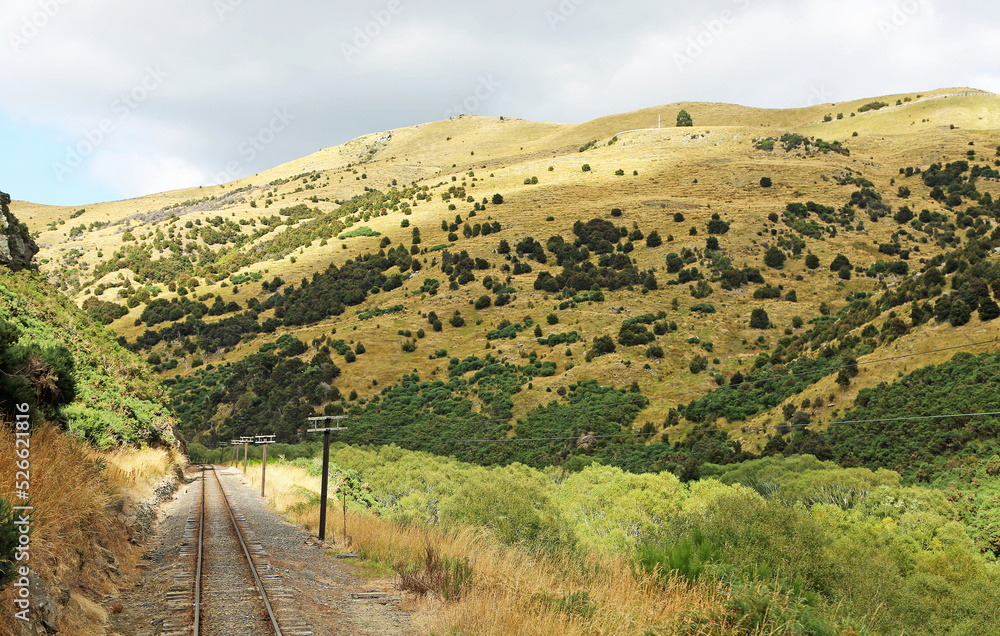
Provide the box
[242,461,792,635]
[98,446,175,497]
[0,424,174,635]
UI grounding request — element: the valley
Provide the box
[4,87,1000,634]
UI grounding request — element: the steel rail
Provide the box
[194,465,283,635]
[193,467,205,635]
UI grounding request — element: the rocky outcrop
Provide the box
[12,570,66,635]
[1,191,39,270]
[1,192,39,270]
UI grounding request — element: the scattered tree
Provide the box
[830,254,851,272]
[750,308,771,329]
[764,246,786,269]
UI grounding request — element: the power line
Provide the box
[324,336,999,446]
[643,336,999,401]
[348,408,1000,446]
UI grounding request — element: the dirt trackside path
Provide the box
[106,465,418,636]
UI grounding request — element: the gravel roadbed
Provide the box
[107,465,418,636]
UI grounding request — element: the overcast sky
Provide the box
[1,0,997,206]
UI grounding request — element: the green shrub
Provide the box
[764,246,785,269]
[337,225,381,240]
[440,475,565,548]
[638,528,720,583]
[750,308,770,329]
[858,100,889,112]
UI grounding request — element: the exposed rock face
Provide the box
[13,570,64,635]
[1,191,39,270]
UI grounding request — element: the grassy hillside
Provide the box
[0,268,181,448]
[12,87,1000,455]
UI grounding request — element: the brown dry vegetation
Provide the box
[0,423,178,635]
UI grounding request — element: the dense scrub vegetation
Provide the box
[125,245,418,355]
[527,218,659,294]
[827,352,1000,481]
[755,133,849,156]
[170,343,652,469]
[1,269,177,447]
[81,185,438,293]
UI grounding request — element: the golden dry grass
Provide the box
[0,424,178,636]
[15,88,1000,429]
[97,445,177,498]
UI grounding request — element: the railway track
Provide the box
[163,466,312,636]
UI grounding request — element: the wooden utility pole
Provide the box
[240,436,253,473]
[256,435,277,497]
[306,416,347,543]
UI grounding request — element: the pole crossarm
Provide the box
[307,415,348,433]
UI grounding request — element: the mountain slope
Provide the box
[10,88,1000,458]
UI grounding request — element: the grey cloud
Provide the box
[1,0,996,202]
